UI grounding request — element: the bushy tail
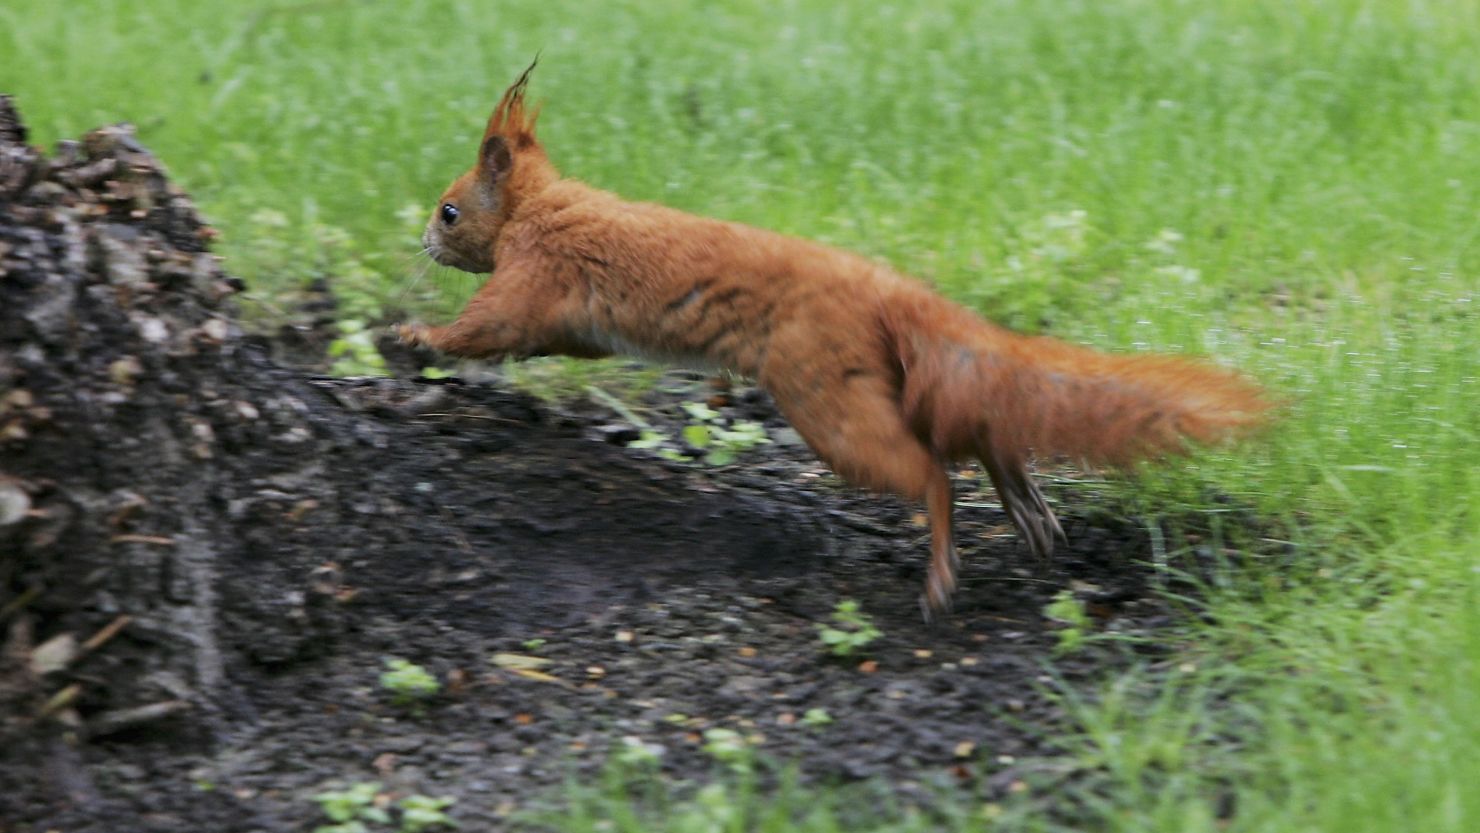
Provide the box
[977,331,1268,466]
[890,297,1272,555]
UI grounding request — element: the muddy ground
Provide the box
[1,100,1204,832]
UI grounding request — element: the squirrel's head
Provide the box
[423,58,555,273]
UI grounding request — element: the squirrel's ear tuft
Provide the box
[480,135,512,181]
[484,57,541,148]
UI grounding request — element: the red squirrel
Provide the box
[399,62,1272,616]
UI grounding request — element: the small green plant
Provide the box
[679,401,770,465]
[1044,589,1092,655]
[397,794,457,832]
[801,707,834,728]
[613,735,665,768]
[671,783,740,830]
[313,782,389,833]
[521,637,547,652]
[700,727,754,774]
[626,428,687,461]
[623,400,770,465]
[329,319,389,377]
[311,783,456,833]
[815,599,882,657]
[379,658,440,705]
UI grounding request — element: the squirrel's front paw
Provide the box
[395,323,430,348]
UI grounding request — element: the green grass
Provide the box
[5,1,1478,831]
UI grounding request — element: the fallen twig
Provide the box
[0,585,41,621]
[80,614,132,653]
[108,534,177,546]
[37,683,81,720]
[87,700,192,737]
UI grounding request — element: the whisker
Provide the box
[396,248,436,306]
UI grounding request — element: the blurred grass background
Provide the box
[4,1,1477,830]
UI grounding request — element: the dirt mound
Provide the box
[1,98,1168,832]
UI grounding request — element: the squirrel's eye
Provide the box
[440,203,459,225]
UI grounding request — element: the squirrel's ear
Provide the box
[480,135,512,182]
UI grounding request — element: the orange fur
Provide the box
[402,63,1273,616]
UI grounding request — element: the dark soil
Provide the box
[1,98,1181,832]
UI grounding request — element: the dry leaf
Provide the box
[492,652,553,670]
[30,634,78,675]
